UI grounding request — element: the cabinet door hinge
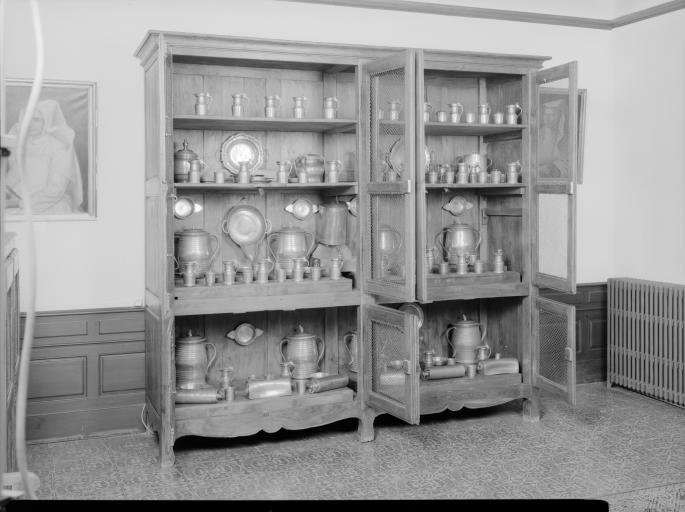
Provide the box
[569,181,576,195]
[564,346,574,362]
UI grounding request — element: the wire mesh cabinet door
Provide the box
[362,304,420,424]
[361,50,417,301]
[533,296,576,405]
[532,62,578,293]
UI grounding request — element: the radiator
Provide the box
[608,278,685,408]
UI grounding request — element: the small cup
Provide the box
[293,267,304,282]
[473,260,485,274]
[326,169,339,184]
[438,261,450,275]
[298,171,308,184]
[477,171,488,184]
[444,170,455,184]
[478,113,489,124]
[507,170,519,184]
[466,364,477,378]
[241,267,253,284]
[311,266,321,281]
[215,170,225,184]
[426,170,438,184]
[447,358,456,366]
[464,112,476,124]
[294,379,307,395]
[436,110,447,122]
[493,112,504,124]
[276,267,287,283]
[205,270,216,287]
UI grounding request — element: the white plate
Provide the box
[220,133,264,175]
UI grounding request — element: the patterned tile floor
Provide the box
[26,383,685,505]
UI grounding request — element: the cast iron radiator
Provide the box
[608,278,685,408]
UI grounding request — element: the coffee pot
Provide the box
[316,202,348,246]
[279,325,325,380]
[175,228,219,277]
[435,222,481,264]
[175,331,217,390]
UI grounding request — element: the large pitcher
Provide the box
[279,325,325,379]
[175,331,217,390]
[268,226,316,274]
[175,228,219,277]
[444,315,487,364]
[316,202,348,246]
[435,222,481,264]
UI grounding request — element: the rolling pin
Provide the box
[420,364,466,380]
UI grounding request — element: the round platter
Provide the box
[220,133,265,174]
[386,138,431,175]
[398,302,424,328]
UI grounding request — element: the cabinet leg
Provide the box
[522,394,540,423]
[159,429,175,468]
[358,408,376,442]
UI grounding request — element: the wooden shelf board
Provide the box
[419,373,526,414]
[380,120,526,136]
[175,386,355,420]
[174,115,357,133]
[426,270,520,285]
[173,284,362,315]
[424,183,526,192]
[425,281,529,302]
[175,182,358,193]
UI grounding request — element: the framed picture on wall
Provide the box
[538,87,587,184]
[4,79,97,219]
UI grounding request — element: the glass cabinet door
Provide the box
[533,296,577,405]
[361,50,417,301]
[533,62,578,293]
[362,304,420,424]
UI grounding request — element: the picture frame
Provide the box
[4,79,97,220]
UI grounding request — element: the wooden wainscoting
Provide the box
[540,283,607,383]
[22,308,145,441]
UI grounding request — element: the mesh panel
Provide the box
[367,194,406,286]
[538,307,569,386]
[538,78,572,180]
[370,319,406,402]
[370,68,406,182]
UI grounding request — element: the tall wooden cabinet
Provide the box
[136,32,580,467]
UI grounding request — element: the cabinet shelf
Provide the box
[173,115,357,133]
[175,182,358,194]
[173,278,360,315]
[380,120,525,137]
[424,183,526,194]
[425,271,528,301]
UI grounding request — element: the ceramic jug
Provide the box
[175,331,217,390]
[279,325,325,379]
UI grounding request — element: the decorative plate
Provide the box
[398,302,424,328]
[386,138,431,175]
[220,133,264,175]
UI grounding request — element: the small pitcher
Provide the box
[506,161,521,184]
[323,97,339,119]
[478,103,491,124]
[293,96,307,118]
[194,92,212,115]
[276,160,293,184]
[232,93,248,117]
[388,100,401,121]
[255,259,275,284]
[264,95,280,118]
[505,103,522,124]
[447,102,464,123]
[423,102,433,123]
[343,331,359,373]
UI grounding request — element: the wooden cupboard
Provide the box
[136,31,580,467]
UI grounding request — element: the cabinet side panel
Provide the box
[145,308,163,416]
[145,57,162,181]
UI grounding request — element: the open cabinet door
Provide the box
[361,50,417,301]
[534,297,577,405]
[532,62,578,294]
[362,304,420,424]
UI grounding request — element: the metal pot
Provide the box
[316,202,348,246]
[175,228,219,277]
[435,222,481,264]
[268,226,315,274]
[174,140,198,183]
[444,315,487,364]
[294,154,325,183]
[175,331,217,390]
[279,325,325,379]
